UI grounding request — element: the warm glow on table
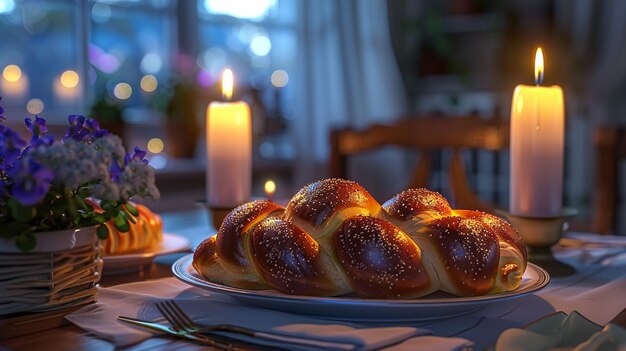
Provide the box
[206,69,251,207]
[510,48,564,216]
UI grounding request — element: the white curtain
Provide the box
[293,0,410,200]
[558,0,626,124]
[556,0,626,232]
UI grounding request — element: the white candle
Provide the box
[510,48,564,216]
[206,69,252,207]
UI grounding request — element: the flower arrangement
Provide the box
[0,98,160,251]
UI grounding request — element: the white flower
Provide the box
[118,160,160,201]
[26,133,158,203]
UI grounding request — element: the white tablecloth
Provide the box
[69,232,626,350]
[423,236,626,349]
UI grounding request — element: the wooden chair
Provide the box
[591,126,626,234]
[330,115,509,213]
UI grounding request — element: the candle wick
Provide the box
[535,71,544,86]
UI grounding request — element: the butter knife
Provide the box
[118,316,243,350]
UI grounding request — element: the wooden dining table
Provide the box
[1,209,625,351]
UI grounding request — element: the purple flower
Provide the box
[63,115,88,141]
[25,116,54,147]
[126,146,148,165]
[8,159,53,206]
[25,116,47,135]
[111,147,148,182]
[0,127,26,170]
[0,178,7,199]
[0,97,5,122]
[63,115,109,143]
[110,159,123,182]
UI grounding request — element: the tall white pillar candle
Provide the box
[510,48,564,216]
[206,69,252,207]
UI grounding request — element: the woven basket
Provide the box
[0,226,102,316]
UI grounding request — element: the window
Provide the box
[0,0,85,120]
[0,0,300,169]
[197,0,299,161]
[89,0,175,107]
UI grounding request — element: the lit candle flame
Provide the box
[222,68,233,101]
[534,47,544,86]
[264,180,276,200]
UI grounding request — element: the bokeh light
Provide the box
[264,180,276,196]
[60,70,80,88]
[26,98,44,114]
[140,75,158,92]
[250,35,271,56]
[113,82,132,100]
[149,155,167,169]
[91,3,111,23]
[3,64,21,82]
[0,0,15,14]
[270,69,289,87]
[90,45,122,74]
[147,138,164,154]
[204,0,274,20]
[140,53,162,74]
[196,70,213,88]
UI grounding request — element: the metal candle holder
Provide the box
[499,208,578,277]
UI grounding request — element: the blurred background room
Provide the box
[1,0,625,233]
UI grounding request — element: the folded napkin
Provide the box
[495,311,626,351]
[560,232,626,265]
[66,278,473,351]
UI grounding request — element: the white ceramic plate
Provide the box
[103,233,191,274]
[173,255,549,322]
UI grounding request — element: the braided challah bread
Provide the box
[193,179,527,298]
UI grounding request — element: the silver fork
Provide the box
[156,300,357,351]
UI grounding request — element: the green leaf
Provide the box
[75,197,90,211]
[0,222,28,239]
[7,199,35,223]
[121,210,137,224]
[16,233,36,251]
[102,202,116,212]
[77,187,91,198]
[114,213,130,233]
[96,225,110,240]
[92,214,108,224]
[51,197,68,214]
[125,202,139,216]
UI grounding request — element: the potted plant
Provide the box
[162,78,200,158]
[0,97,159,316]
[89,93,125,143]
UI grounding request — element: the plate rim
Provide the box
[103,233,192,263]
[172,254,550,306]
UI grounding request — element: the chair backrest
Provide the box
[330,115,509,212]
[592,126,626,234]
